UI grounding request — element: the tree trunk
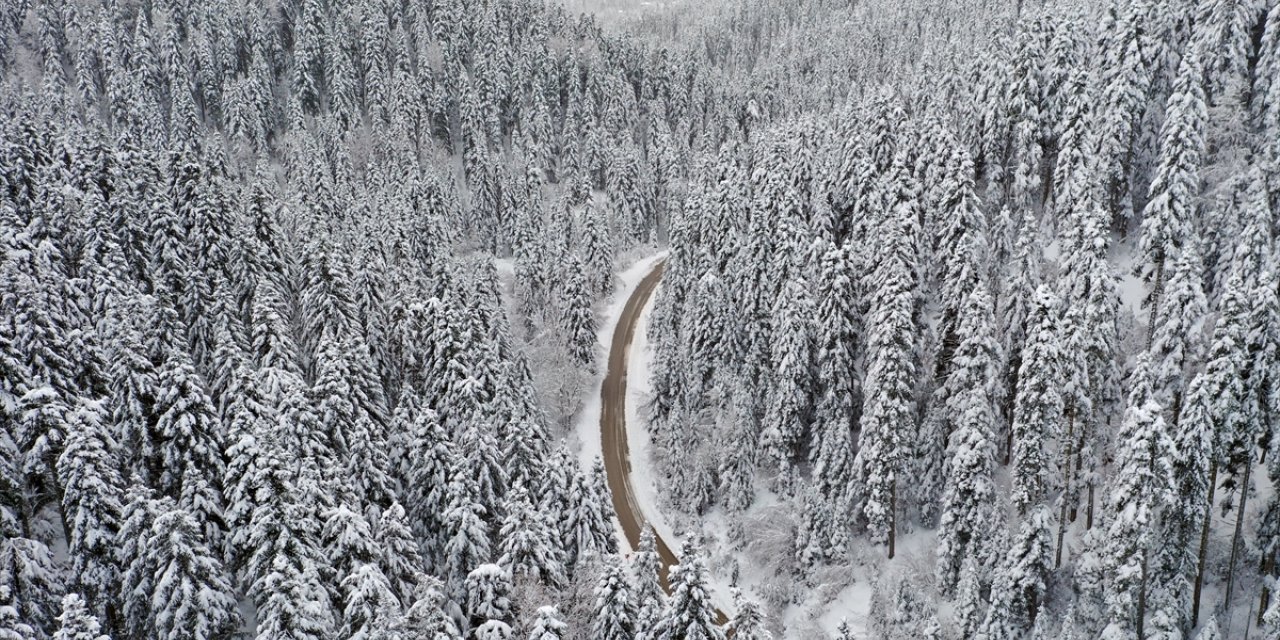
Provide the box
[1192,459,1218,627]
[1225,456,1254,608]
[1056,411,1077,569]
[1260,549,1275,628]
[1086,480,1095,530]
[1138,548,1149,639]
[888,479,897,559]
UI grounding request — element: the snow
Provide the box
[570,251,669,549]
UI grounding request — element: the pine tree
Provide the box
[340,562,400,640]
[52,594,107,640]
[760,276,814,489]
[654,541,724,640]
[811,243,858,534]
[119,494,240,640]
[632,527,666,636]
[442,468,492,605]
[924,282,1000,530]
[0,534,63,636]
[55,402,124,623]
[498,488,565,587]
[580,197,615,297]
[377,503,426,602]
[466,564,512,626]
[727,590,770,640]
[854,220,917,557]
[558,253,598,370]
[977,506,1051,640]
[528,606,567,640]
[592,556,637,640]
[1010,285,1064,516]
[1098,362,1174,640]
[954,558,986,640]
[1137,51,1205,338]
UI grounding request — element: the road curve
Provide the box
[599,259,729,626]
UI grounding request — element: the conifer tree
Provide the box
[52,594,107,640]
[497,488,565,587]
[528,606,567,640]
[593,556,637,640]
[654,541,724,640]
[56,402,124,624]
[811,244,858,530]
[1010,286,1063,516]
[854,224,917,557]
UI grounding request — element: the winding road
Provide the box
[599,259,729,625]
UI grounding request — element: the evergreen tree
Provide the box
[340,562,400,640]
[654,541,724,640]
[1098,363,1175,640]
[55,402,124,623]
[497,488,565,587]
[632,527,666,636]
[977,506,1051,640]
[1009,286,1064,516]
[760,276,814,490]
[52,594,107,640]
[592,556,637,640]
[465,564,512,626]
[854,221,917,557]
[727,590,770,640]
[119,495,240,640]
[528,606,567,640]
[811,243,858,536]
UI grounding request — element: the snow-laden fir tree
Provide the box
[934,292,1001,594]
[853,213,917,558]
[1097,359,1175,640]
[52,594,106,640]
[1009,285,1064,516]
[977,505,1051,640]
[498,488,566,588]
[632,526,666,639]
[528,606,568,640]
[466,564,512,626]
[760,275,814,492]
[654,541,724,640]
[727,590,771,640]
[592,556,637,640]
[340,562,400,639]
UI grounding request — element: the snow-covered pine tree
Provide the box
[55,402,123,626]
[466,563,512,627]
[632,526,666,637]
[1097,359,1175,640]
[727,590,771,640]
[1137,51,1206,341]
[654,541,724,640]
[1009,285,1064,516]
[528,605,567,640]
[498,488,565,588]
[810,242,858,539]
[118,495,240,640]
[340,562,400,639]
[592,556,637,640]
[976,506,1051,640]
[760,275,814,492]
[52,594,106,640]
[853,202,918,557]
[441,463,493,606]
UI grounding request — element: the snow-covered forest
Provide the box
[0,0,1277,638]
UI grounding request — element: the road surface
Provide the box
[599,259,729,625]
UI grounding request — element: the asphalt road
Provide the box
[599,259,729,626]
